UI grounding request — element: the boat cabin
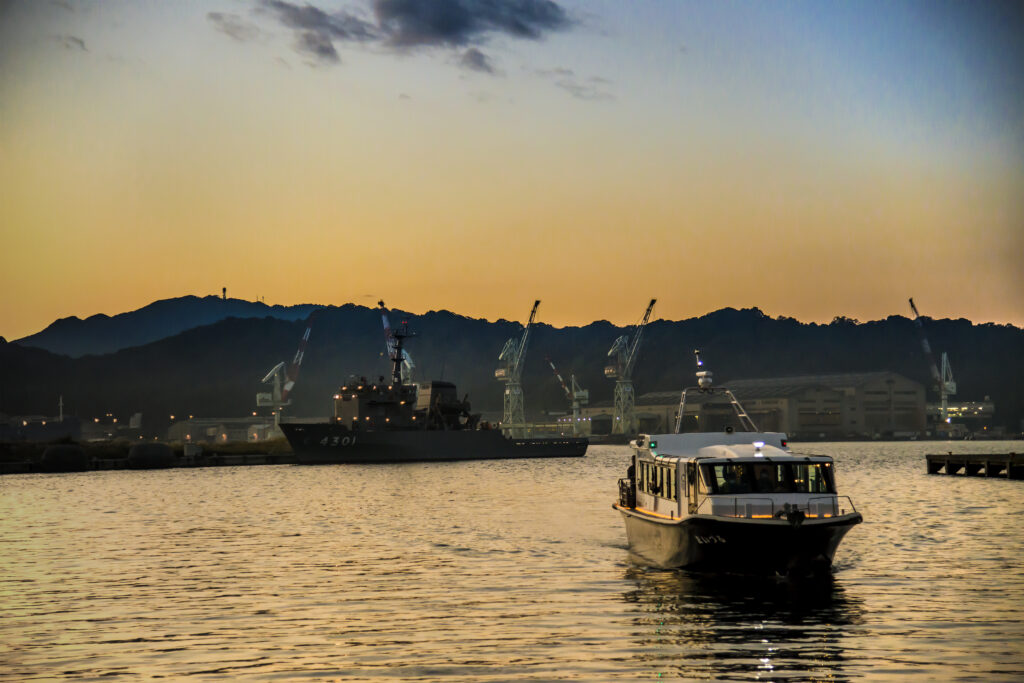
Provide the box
[628,432,852,521]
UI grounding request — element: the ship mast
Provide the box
[390,325,412,386]
[380,300,414,386]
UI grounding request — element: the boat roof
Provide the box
[692,444,831,462]
[640,431,787,453]
[638,432,836,463]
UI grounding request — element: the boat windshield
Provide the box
[702,461,835,495]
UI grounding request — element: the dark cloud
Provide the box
[260,0,378,64]
[374,0,573,47]
[207,12,260,42]
[296,29,339,62]
[262,0,377,41]
[57,34,86,51]
[224,0,574,72]
[459,47,494,73]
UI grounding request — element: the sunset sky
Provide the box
[2,0,1022,341]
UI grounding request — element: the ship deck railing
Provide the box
[696,495,857,520]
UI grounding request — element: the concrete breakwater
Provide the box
[0,440,296,475]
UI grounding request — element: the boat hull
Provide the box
[615,505,862,575]
[280,422,588,464]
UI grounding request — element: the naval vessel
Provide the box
[280,309,587,464]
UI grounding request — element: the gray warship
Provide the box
[279,308,587,464]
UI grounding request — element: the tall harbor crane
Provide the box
[908,297,957,426]
[605,299,656,435]
[495,300,540,437]
[257,310,316,427]
[379,300,414,383]
[546,357,589,436]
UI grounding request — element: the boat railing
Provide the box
[695,495,857,519]
[808,495,857,516]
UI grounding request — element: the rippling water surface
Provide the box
[3,441,1024,681]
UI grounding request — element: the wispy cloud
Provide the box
[555,77,614,101]
[207,12,261,42]
[56,34,87,51]
[535,67,614,101]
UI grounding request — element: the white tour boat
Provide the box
[613,352,862,576]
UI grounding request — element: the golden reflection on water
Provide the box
[1,442,1023,680]
[623,567,863,681]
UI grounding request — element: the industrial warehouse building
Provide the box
[582,371,927,439]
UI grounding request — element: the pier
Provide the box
[926,452,1024,479]
[0,441,296,475]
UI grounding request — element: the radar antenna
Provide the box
[673,349,757,433]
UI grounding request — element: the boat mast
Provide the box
[673,349,758,433]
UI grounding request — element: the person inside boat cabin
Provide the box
[720,465,750,494]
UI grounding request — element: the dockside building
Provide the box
[582,371,926,439]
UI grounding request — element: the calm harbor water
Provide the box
[2,441,1023,681]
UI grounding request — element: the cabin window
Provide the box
[638,461,677,501]
[705,463,753,494]
[790,463,835,493]
[752,463,787,493]
[701,462,836,494]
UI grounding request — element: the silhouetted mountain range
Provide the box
[14,296,318,357]
[2,298,1022,435]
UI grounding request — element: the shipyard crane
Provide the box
[379,300,414,384]
[257,310,317,427]
[605,299,656,435]
[908,298,957,426]
[495,300,540,437]
[546,357,589,436]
